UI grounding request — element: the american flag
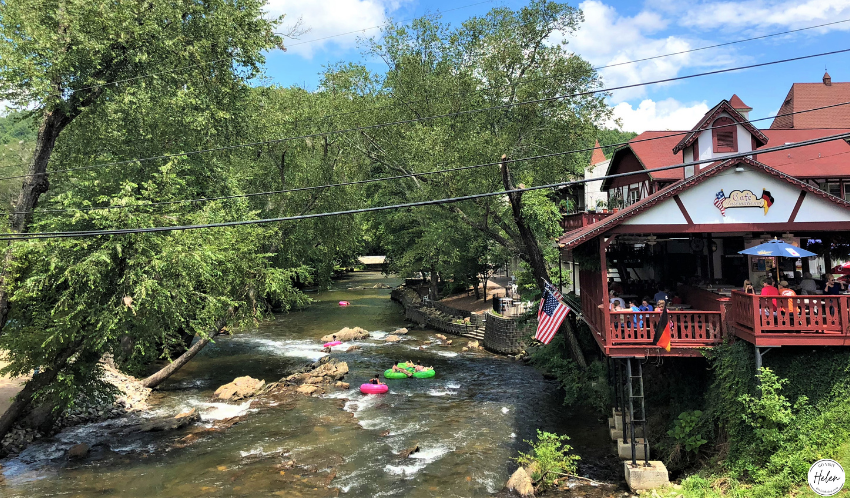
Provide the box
[535,288,571,345]
[545,281,563,301]
[714,190,726,217]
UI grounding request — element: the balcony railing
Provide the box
[730,291,850,346]
[560,211,614,231]
[608,310,723,346]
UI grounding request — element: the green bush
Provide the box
[668,410,708,454]
[515,430,580,491]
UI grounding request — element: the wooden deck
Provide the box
[730,291,850,347]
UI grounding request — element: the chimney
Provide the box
[824,71,832,86]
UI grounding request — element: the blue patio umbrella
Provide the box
[739,239,816,284]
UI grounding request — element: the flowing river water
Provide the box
[0,272,623,497]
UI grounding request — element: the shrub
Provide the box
[515,430,580,491]
[668,410,708,455]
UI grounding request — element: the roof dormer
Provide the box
[673,99,768,172]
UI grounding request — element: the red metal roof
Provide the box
[673,100,768,154]
[559,156,850,249]
[756,129,850,178]
[729,94,752,111]
[769,82,850,129]
[590,139,606,165]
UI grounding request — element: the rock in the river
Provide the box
[435,334,447,340]
[462,347,469,352]
[397,443,420,458]
[385,335,401,343]
[297,385,320,395]
[137,408,201,432]
[391,328,408,335]
[506,466,534,497]
[334,382,350,389]
[321,327,369,342]
[212,376,265,402]
[446,340,453,345]
[67,443,90,460]
[466,340,479,349]
[345,345,359,352]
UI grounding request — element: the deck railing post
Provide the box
[841,296,850,338]
[752,293,761,337]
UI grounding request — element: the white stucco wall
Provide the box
[584,159,609,209]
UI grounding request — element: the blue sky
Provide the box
[260,0,850,133]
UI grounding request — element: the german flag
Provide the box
[653,304,672,352]
[761,189,774,215]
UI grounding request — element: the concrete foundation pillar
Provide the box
[609,425,643,441]
[617,438,649,460]
[623,461,669,491]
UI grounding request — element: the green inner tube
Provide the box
[384,369,411,379]
[413,369,435,378]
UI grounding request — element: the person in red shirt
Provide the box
[761,278,779,312]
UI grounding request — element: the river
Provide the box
[0,272,622,497]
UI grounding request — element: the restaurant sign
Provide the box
[714,189,774,217]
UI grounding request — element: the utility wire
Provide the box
[4,47,848,182]
[9,98,850,216]
[4,131,847,240]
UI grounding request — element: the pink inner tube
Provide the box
[360,383,389,394]
[339,301,350,306]
[323,340,343,347]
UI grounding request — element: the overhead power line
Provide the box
[5,47,848,183]
[9,99,850,216]
[5,131,848,241]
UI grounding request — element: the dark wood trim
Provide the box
[673,195,694,224]
[788,191,807,223]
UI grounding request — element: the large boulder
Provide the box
[212,376,265,402]
[506,466,534,497]
[435,334,447,340]
[297,385,320,395]
[320,327,369,342]
[391,328,408,335]
[467,340,479,349]
[385,335,401,343]
[137,408,201,432]
[67,443,90,460]
[345,345,359,352]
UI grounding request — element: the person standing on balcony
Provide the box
[653,286,669,304]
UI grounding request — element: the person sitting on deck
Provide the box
[639,298,654,311]
[656,299,666,310]
[671,294,683,305]
[392,362,412,377]
[760,278,779,312]
[778,281,797,316]
[824,276,844,295]
[609,291,626,309]
[653,286,669,304]
[743,280,755,294]
[628,299,643,328]
[369,374,381,385]
[799,272,818,295]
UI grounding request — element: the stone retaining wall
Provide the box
[391,286,477,336]
[483,311,532,355]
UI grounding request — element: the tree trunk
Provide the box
[500,155,551,293]
[429,264,439,301]
[483,275,489,301]
[0,109,71,331]
[141,319,228,389]
[500,155,586,368]
[0,340,80,444]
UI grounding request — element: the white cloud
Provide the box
[609,98,709,133]
[677,0,850,31]
[265,0,404,58]
[559,1,737,102]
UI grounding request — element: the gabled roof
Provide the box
[672,100,769,154]
[769,81,850,129]
[590,140,606,165]
[729,94,752,111]
[756,129,850,178]
[559,156,850,250]
[601,132,687,190]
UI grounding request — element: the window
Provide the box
[627,188,640,205]
[712,117,738,153]
[845,183,850,201]
[692,138,699,161]
[821,182,841,198]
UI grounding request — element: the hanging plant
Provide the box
[572,239,601,272]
